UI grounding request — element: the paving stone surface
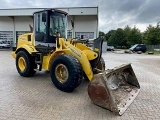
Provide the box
[0,50,160,120]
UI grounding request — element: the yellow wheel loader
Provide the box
[12,9,140,115]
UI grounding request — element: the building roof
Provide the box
[0,7,98,16]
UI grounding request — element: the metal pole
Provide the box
[13,16,16,47]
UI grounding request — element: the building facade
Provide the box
[0,7,98,47]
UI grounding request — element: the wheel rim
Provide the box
[55,64,69,83]
[18,57,26,72]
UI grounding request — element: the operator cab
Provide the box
[33,9,68,52]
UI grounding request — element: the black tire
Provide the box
[50,54,83,92]
[96,57,105,70]
[16,51,36,77]
[74,57,83,88]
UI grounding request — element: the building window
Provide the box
[67,31,72,39]
[75,32,94,39]
[0,31,13,46]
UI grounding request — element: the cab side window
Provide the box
[34,12,47,42]
[34,12,46,34]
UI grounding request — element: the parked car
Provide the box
[0,42,11,48]
[129,44,147,53]
[106,46,114,51]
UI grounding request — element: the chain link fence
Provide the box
[146,45,160,51]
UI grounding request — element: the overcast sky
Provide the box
[1,0,160,33]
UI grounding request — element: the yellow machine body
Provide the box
[12,33,98,81]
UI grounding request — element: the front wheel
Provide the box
[96,57,105,70]
[50,54,83,92]
[16,51,36,77]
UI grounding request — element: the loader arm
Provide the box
[90,37,103,69]
[49,38,98,81]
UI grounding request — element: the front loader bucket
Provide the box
[88,64,140,115]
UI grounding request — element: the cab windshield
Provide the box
[50,12,67,38]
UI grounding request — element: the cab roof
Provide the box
[33,9,68,16]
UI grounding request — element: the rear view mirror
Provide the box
[42,13,46,22]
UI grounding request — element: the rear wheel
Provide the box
[16,51,36,77]
[50,54,83,92]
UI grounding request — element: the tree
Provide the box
[105,30,116,41]
[143,23,160,45]
[106,25,142,48]
[127,26,142,46]
[108,28,126,48]
[99,31,105,37]
[99,31,106,41]
[124,25,131,47]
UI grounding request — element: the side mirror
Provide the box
[71,20,74,28]
[42,13,46,22]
